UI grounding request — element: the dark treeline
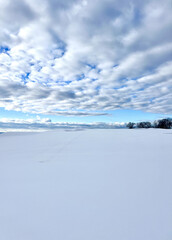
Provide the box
[127,118,172,129]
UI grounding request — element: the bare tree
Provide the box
[137,122,151,128]
[155,119,172,129]
[127,122,135,129]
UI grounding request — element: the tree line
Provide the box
[127,118,172,129]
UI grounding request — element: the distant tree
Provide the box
[153,120,158,128]
[137,122,143,128]
[145,122,151,128]
[155,119,172,129]
[127,122,135,129]
[126,119,172,129]
[137,121,151,128]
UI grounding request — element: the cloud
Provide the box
[44,111,110,117]
[0,118,126,131]
[0,0,171,116]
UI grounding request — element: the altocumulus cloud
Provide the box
[0,0,172,115]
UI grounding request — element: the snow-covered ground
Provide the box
[0,129,172,240]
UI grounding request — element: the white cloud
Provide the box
[0,118,126,131]
[0,0,171,115]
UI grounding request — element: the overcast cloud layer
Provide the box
[0,0,172,116]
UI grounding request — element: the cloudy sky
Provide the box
[0,0,172,129]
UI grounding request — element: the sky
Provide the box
[0,0,172,130]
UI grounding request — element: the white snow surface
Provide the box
[0,129,172,240]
